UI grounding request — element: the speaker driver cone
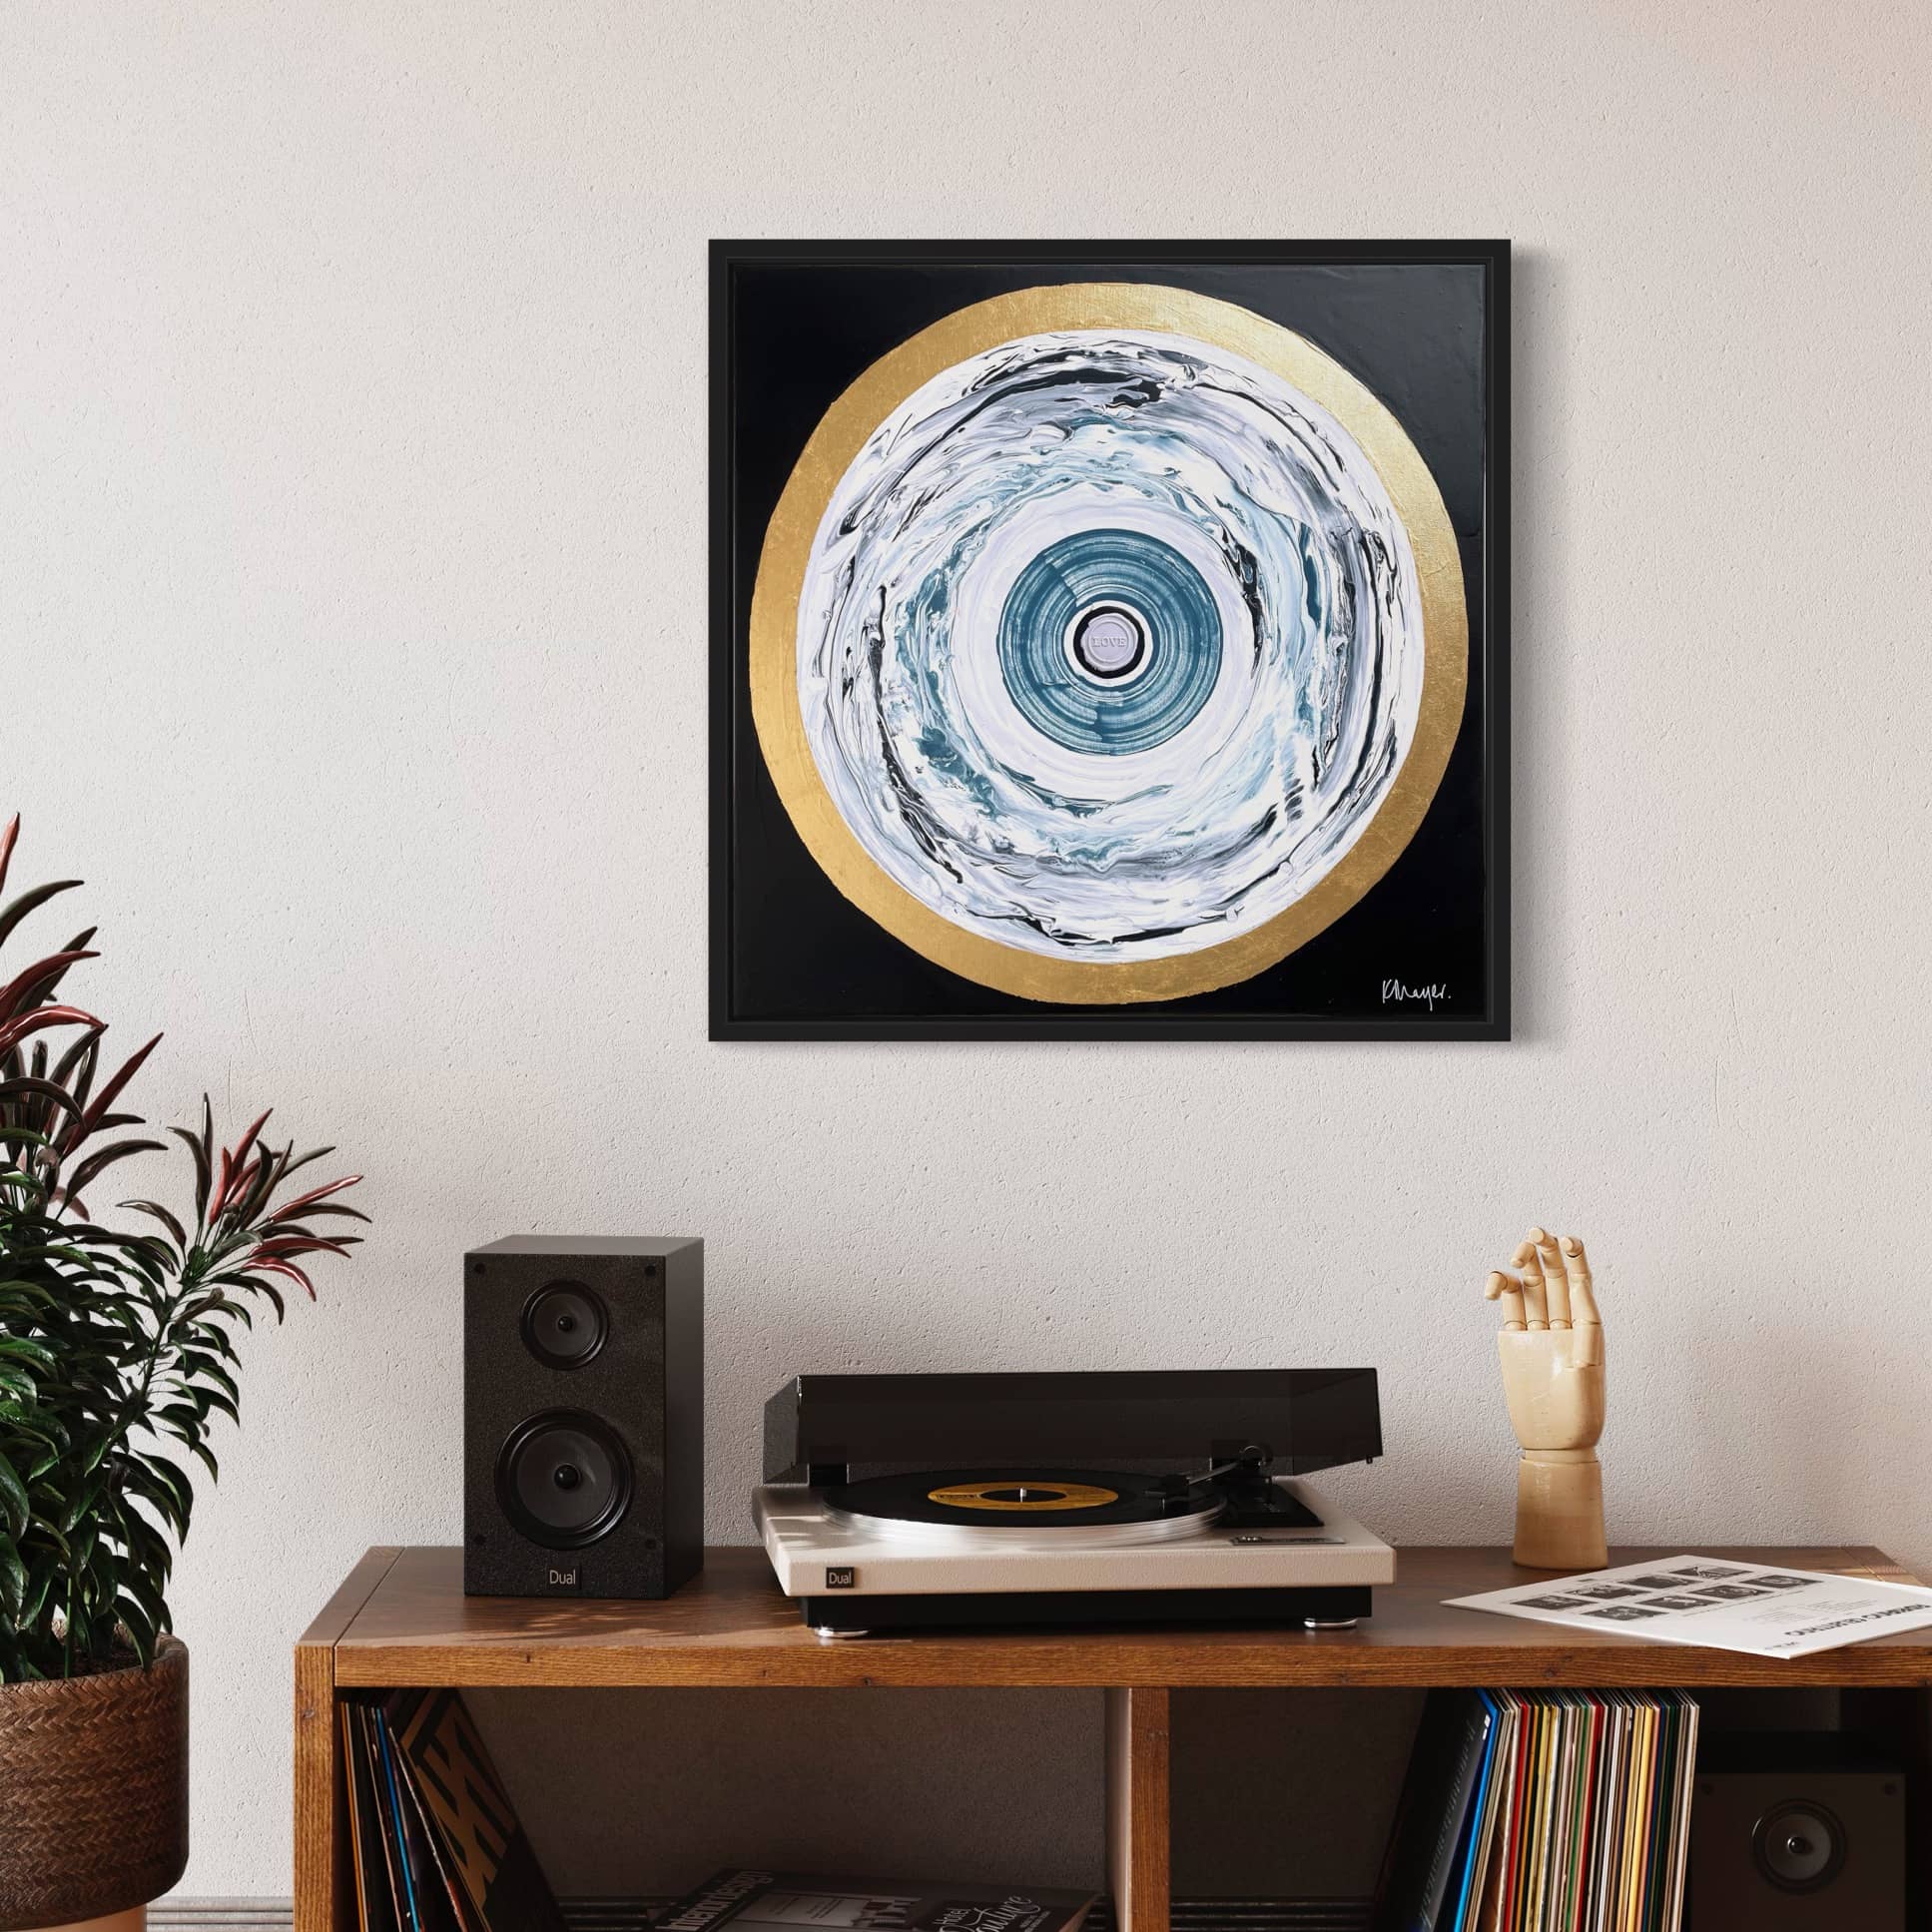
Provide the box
[495,1409,631,1549]
[1753,1798,1847,1892]
[521,1279,609,1369]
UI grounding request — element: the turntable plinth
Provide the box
[297,1545,1932,1932]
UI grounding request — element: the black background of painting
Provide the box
[713,243,1507,1037]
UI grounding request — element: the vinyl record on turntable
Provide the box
[824,1467,1218,1531]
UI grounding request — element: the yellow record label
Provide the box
[926,1480,1119,1513]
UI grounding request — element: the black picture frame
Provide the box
[711,240,1510,1041]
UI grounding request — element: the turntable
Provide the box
[753,1369,1394,1636]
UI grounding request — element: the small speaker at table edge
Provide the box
[463,1234,702,1600]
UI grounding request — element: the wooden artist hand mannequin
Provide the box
[1483,1229,1608,1571]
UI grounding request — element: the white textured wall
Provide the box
[4,0,1930,1899]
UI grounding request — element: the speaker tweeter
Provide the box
[521,1280,608,1369]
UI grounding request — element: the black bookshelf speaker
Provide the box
[463,1235,703,1599]
[1687,1735,1905,1930]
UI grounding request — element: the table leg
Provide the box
[293,1641,345,1932]
[1106,1687,1169,1932]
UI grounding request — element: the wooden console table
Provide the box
[295,1545,1932,1932]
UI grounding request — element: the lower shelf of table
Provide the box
[545,1903,1371,1932]
[296,1680,1932,1932]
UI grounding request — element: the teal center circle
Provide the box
[995,528,1224,756]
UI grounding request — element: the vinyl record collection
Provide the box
[1376,1689,1700,1932]
[342,1688,566,1932]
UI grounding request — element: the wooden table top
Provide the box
[307,1545,1932,1690]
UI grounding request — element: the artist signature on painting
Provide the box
[1382,977,1450,1011]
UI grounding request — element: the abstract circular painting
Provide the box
[719,249,1504,1037]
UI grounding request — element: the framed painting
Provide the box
[711,241,1508,1039]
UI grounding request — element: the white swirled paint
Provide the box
[796,325,1429,963]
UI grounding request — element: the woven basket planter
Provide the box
[0,1636,188,1932]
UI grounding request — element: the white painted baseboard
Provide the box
[153,1910,291,1929]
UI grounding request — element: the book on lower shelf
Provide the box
[1373,1689,1699,1932]
[658,1869,1097,1932]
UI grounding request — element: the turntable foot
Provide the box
[813,1625,870,1640]
[1302,1615,1359,1630]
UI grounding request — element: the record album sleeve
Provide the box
[365,1705,418,1932]
[344,1703,401,1932]
[378,1708,469,1932]
[386,1688,567,1932]
[1373,1690,1496,1932]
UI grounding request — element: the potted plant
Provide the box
[0,815,362,1932]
